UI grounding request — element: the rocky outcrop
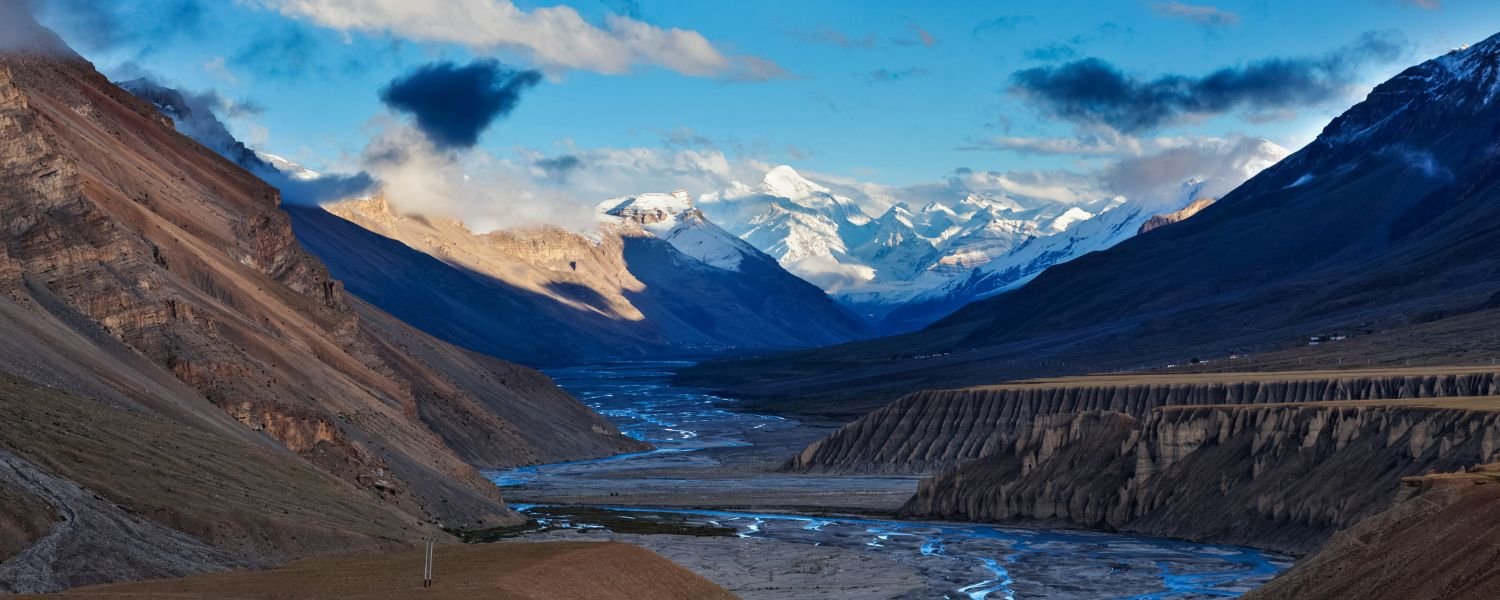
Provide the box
[902,402,1500,554]
[785,370,1500,474]
[0,374,428,593]
[1243,465,1500,599]
[1137,197,1215,235]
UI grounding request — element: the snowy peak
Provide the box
[762,165,831,200]
[600,189,696,225]
[601,189,755,272]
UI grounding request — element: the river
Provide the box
[486,362,1290,599]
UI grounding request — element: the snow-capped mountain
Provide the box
[695,162,1285,333]
[598,189,753,272]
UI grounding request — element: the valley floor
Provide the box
[487,363,1289,599]
[18,541,733,600]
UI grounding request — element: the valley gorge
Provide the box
[6,1,1500,598]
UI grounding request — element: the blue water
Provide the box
[490,362,1290,599]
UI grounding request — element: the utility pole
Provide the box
[423,538,434,588]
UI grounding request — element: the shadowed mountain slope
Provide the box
[291,194,871,367]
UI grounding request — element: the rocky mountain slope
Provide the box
[1138,197,1216,235]
[296,190,871,366]
[681,32,1500,415]
[1242,465,1500,599]
[0,8,642,590]
[785,369,1500,555]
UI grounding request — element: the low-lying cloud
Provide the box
[1010,30,1407,133]
[118,77,376,205]
[379,59,542,151]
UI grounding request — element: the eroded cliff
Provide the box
[785,369,1500,555]
[786,369,1500,474]
[902,400,1500,554]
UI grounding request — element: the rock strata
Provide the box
[786,370,1500,474]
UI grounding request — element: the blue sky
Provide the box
[33,0,1500,221]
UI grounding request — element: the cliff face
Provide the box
[0,13,643,590]
[902,402,1500,554]
[786,370,1500,474]
[784,369,1500,555]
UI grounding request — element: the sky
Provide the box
[29,0,1500,229]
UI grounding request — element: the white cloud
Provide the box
[354,121,1287,235]
[255,0,786,79]
[202,56,238,84]
[974,131,1199,158]
[362,121,601,232]
[1100,135,1289,206]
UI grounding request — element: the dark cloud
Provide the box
[380,59,543,151]
[534,154,584,181]
[118,77,376,205]
[29,0,205,57]
[1010,30,1407,133]
[867,67,929,83]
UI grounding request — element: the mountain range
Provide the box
[291,190,871,365]
[694,155,1284,332]
[681,31,1500,418]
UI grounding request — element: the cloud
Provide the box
[230,26,320,79]
[1024,43,1080,62]
[968,128,1198,157]
[355,131,1287,237]
[867,67,929,83]
[361,128,769,232]
[202,56,237,84]
[117,77,376,205]
[893,23,939,48]
[1010,30,1407,133]
[1149,2,1241,27]
[1099,135,1289,205]
[725,55,794,82]
[795,27,879,49]
[533,154,584,181]
[1378,144,1452,181]
[974,15,1035,36]
[600,0,642,19]
[29,0,206,57]
[255,0,783,79]
[379,59,542,151]
[1396,0,1441,9]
